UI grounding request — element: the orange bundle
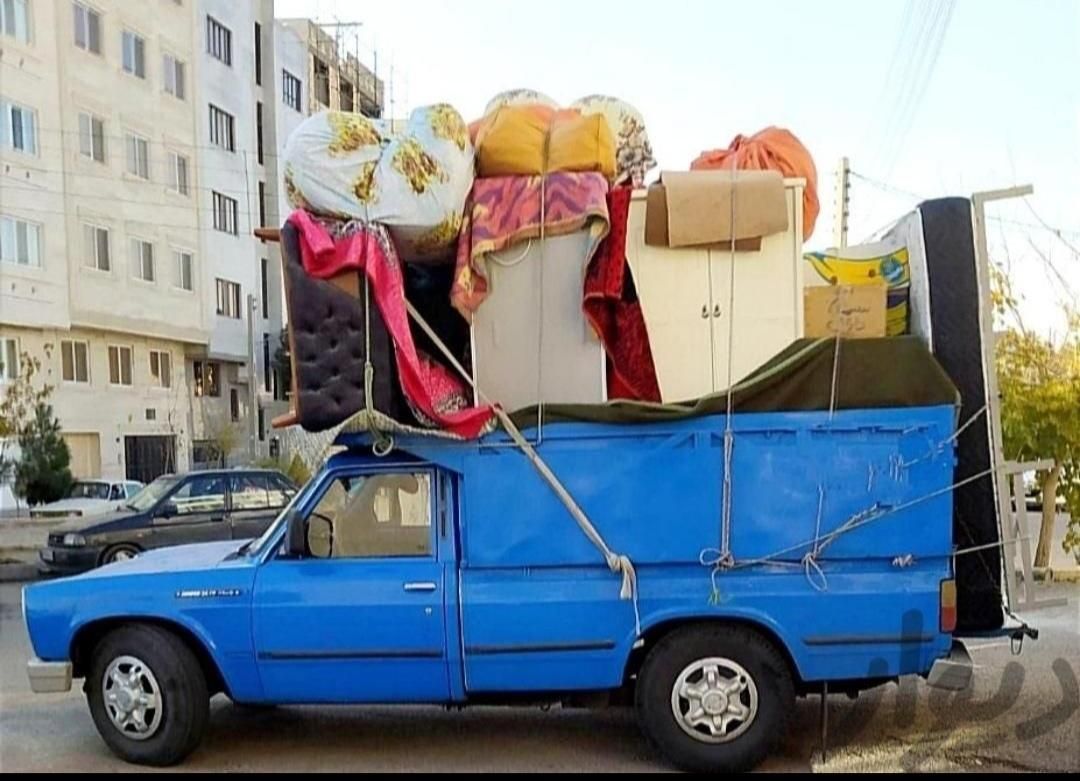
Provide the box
[691,127,818,240]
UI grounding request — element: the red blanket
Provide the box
[288,210,494,438]
[583,188,661,402]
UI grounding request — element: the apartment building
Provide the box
[188,0,306,467]
[1,0,204,495]
[0,0,308,511]
[277,17,384,117]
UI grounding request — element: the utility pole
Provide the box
[246,293,258,462]
[833,156,851,249]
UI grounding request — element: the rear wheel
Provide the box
[86,624,209,766]
[636,624,795,773]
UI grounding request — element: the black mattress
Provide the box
[919,197,1003,631]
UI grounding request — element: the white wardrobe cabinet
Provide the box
[626,179,805,402]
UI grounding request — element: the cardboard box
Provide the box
[644,169,788,250]
[804,284,887,338]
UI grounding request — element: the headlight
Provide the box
[62,534,86,547]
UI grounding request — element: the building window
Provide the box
[73,2,101,54]
[193,360,220,397]
[0,215,41,267]
[163,54,186,99]
[206,15,231,66]
[283,70,301,112]
[125,132,150,179]
[262,332,272,391]
[212,191,238,235]
[257,181,266,228]
[260,257,269,319]
[169,151,190,195]
[230,388,240,421]
[149,350,171,388]
[314,57,329,106]
[121,30,146,78]
[173,248,193,291]
[130,238,154,282]
[216,278,241,318]
[1,0,30,43]
[253,21,262,86]
[208,104,235,151]
[78,112,106,162]
[1,337,18,382]
[61,340,90,384]
[83,223,109,271]
[1,98,37,154]
[108,345,133,387]
[340,80,354,113]
[255,101,263,164]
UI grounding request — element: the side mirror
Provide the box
[285,510,306,557]
[157,501,178,519]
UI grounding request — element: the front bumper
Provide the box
[926,640,972,691]
[38,545,102,574]
[27,657,73,693]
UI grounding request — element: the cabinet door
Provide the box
[710,185,804,388]
[625,197,714,402]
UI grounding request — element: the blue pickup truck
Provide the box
[22,339,975,772]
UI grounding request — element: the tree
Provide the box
[15,402,73,505]
[993,268,1080,565]
[201,409,242,468]
[0,350,55,507]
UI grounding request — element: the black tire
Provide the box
[635,624,795,773]
[86,624,209,766]
[100,544,141,566]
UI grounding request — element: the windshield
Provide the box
[67,482,110,500]
[125,475,180,512]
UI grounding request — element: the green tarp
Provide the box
[508,336,960,429]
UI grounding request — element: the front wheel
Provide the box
[86,624,209,766]
[635,624,795,773]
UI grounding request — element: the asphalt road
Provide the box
[0,580,1077,773]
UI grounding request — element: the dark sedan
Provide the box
[38,469,297,574]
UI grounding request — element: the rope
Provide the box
[700,463,1010,589]
[717,164,739,575]
[360,269,393,455]
[487,239,533,268]
[801,486,829,591]
[404,299,641,636]
[897,403,988,471]
[537,173,547,445]
[828,334,842,420]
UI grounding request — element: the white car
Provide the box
[29,480,145,520]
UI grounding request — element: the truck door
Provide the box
[251,467,450,703]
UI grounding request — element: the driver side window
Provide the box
[306,472,432,559]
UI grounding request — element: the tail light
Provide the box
[940,579,957,633]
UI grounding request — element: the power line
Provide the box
[879,0,956,180]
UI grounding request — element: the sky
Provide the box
[277,0,1080,337]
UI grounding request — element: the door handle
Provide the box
[403,581,437,593]
[713,303,722,318]
[701,304,709,319]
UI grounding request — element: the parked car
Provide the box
[37,469,297,574]
[29,479,145,520]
